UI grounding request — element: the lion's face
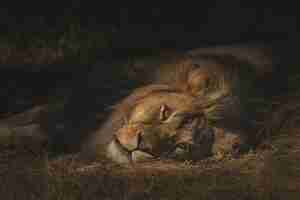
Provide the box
[106,92,215,163]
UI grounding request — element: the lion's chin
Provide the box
[106,139,155,164]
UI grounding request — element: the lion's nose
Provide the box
[116,127,141,151]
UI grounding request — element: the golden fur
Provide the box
[82,45,276,163]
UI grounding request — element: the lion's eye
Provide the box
[159,104,172,121]
[178,115,196,129]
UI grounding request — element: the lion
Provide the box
[81,45,277,163]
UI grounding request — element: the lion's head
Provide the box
[106,89,215,163]
[83,60,253,164]
[83,46,272,164]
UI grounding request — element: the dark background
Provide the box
[0,2,298,50]
[0,2,298,111]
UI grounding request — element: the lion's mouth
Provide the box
[106,137,156,164]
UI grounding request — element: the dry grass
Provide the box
[0,124,48,200]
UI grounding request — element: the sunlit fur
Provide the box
[82,45,276,163]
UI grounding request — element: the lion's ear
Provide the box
[159,104,172,121]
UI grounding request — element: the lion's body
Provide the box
[82,45,278,163]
